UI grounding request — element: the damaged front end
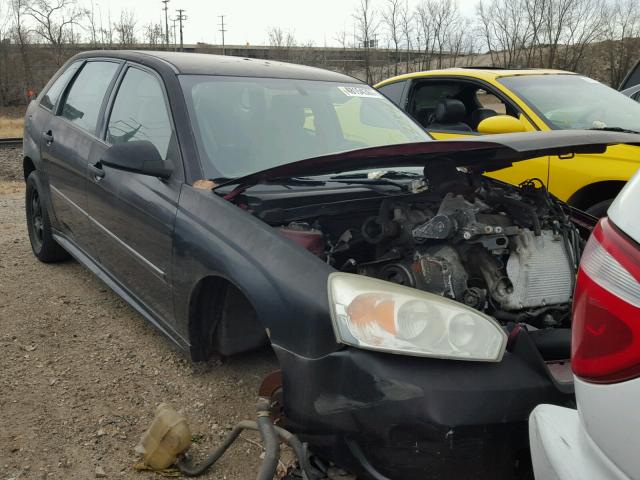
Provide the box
[209,132,631,479]
[256,175,585,478]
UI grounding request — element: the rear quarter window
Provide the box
[40,62,82,111]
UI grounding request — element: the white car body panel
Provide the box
[531,168,640,480]
[608,168,640,244]
[574,371,640,479]
[529,404,631,480]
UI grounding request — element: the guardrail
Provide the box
[0,138,23,146]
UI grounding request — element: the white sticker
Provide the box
[338,86,383,98]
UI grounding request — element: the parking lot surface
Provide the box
[0,147,279,479]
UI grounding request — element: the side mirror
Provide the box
[477,115,527,134]
[101,141,173,178]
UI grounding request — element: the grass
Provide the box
[0,106,26,138]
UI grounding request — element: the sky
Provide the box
[86,0,480,47]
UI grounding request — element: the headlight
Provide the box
[328,272,507,362]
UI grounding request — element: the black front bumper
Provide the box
[274,328,573,479]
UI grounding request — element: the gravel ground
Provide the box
[0,146,22,182]
[0,147,283,479]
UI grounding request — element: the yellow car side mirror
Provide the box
[478,115,527,134]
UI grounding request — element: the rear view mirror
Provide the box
[101,141,173,178]
[478,115,527,134]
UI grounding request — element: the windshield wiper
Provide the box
[589,126,640,134]
[213,176,325,189]
[330,170,423,180]
[328,178,407,190]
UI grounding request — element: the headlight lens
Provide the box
[328,273,507,362]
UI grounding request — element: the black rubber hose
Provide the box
[176,400,319,479]
[255,398,280,480]
[271,425,318,480]
[176,420,253,476]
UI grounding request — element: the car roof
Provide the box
[375,68,577,87]
[71,50,361,83]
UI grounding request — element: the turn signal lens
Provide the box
[572,218,640,383]
[328,273,507,361]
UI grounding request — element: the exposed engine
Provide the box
[270,174,583,328]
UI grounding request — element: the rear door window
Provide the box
[106,67,173,161]
[60,61,119,135]
[40,62,82,111]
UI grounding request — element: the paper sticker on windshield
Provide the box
[338,86,383,98]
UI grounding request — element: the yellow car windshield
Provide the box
[499,74,640,132]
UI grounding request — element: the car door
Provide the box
[42,60,121,245]
[402,78,550,187]
[85,64,182,326]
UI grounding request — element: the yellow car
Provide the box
[375,69,640,216]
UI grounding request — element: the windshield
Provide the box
[498,74,640,132]
[180,76,431,178]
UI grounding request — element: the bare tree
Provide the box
[477,0,530,67]
[429,0,461,68]
[113,9,137,46]
[542,0,574,68]
[400,0,413,72]
[25,0,83,64]
[353,0,379,84]
[384,0,402,75]
[267,26,295,48]
[557,0,606,72]
[604,0,640,86]
[144,22,164,46]
[335,29,350,49]
[101,8,114,47]
[10,0,33,88]
[0,0,10,105]
[85,0,100,47]
[522,0,548,66]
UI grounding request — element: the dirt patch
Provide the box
[0,176,281,479]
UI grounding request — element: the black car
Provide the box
[22,50,640,479]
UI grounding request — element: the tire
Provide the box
[25,171,69,263]
[585,199,614,218]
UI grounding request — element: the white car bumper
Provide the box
[529,404,630,480]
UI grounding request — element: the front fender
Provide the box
[172,185,339,358]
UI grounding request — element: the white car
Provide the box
[529,168,640,480]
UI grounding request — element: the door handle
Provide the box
[42,130,54,145]
[88,162,105,181]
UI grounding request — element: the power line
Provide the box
[218,15,227,55]
[161,0,170,48]
[176,9,187,52]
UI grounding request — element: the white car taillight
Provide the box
[572,218,640,383]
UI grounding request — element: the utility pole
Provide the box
[171,17,177,51]
[176,9,187,52]
[161,0,170,49]
[218,15,227,55]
